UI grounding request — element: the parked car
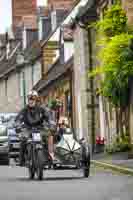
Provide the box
[0,124,9,165]
[8,127,20,160]
[7,117,20,161]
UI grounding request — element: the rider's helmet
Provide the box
[27,90,39,103]
[27,90,38,98]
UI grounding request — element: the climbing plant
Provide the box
[95,4,128,37]
[89,3,133,137]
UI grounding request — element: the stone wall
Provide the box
[0,60,41,113]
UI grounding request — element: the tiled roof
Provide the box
[0,51,17,79]
[24,40,42,62]
[33,56,73,95]
[0,39,42,79]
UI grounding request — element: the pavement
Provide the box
[92,151,133,175]
[0,163,133,199]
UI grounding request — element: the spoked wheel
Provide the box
[82,144,90,178]
[28,165,35,180]
[27,145,35,180]
[36,150,44,180]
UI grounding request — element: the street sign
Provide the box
[43,41,59,50]
[44,59,53,63]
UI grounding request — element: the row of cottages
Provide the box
[33,0,133,153]
[33,0,99,152]
[0,1,75,113]
[1,0,133,153]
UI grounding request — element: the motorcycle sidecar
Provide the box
[43,128,90,178]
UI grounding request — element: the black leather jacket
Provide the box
[15,105,50,129]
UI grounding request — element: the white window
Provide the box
[18,71,24,97]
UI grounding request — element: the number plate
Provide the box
[32,133,41,142]
[36,144,42,149]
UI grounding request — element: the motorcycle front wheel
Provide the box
[27,144,35,180]
[36,150,44,180]
[28,165,35,180]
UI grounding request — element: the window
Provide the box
[18,72,23,97]
[65,90,71,116]
[18,71,26,101]
[32,65,34,86]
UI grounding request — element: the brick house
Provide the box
[12,0,37,29]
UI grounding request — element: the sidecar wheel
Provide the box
[82,144,90,178]
[83,166,90,178]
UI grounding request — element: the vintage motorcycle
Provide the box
[16,123,90,180]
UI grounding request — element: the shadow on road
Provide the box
[0,176,89,183]
[18,176,88,182]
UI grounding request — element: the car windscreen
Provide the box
[0,126,7,136]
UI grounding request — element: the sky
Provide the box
[0,0,47,33]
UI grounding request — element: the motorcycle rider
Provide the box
[15,90,57,166]
[57,116,70,140]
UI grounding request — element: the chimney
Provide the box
[6,42,10,60]
[51,9,57,31]
[38,17,43,41]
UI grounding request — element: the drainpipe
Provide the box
[87,28,95,153]
[22,71,26,106]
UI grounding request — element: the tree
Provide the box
[89,4,133,139]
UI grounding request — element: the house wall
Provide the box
[0,60,41,113]
[73,26,90,143]
[41,75,73,125]
[122,0,133,24]
[0,73,23,113]
[123,0,133,145]
[64,42,74,63]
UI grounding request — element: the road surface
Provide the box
[0,163,133,200]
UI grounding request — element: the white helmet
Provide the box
[27,90,38,99]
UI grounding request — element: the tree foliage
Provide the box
[90,4,133,108]
[95,4,127,37]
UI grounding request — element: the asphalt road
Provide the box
[0,163,133,200]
